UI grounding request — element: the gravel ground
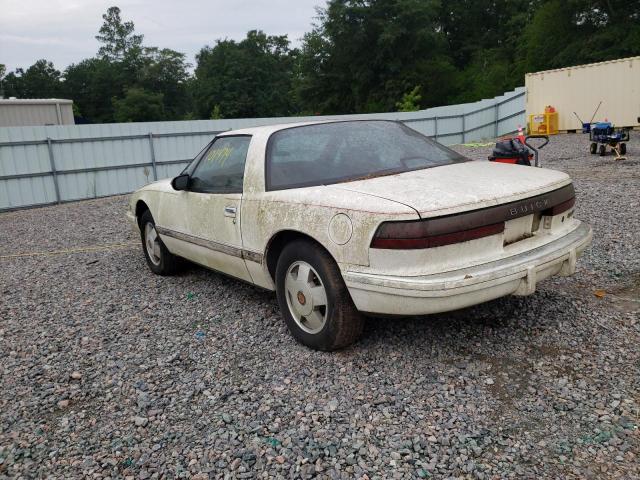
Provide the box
[1,133,638,479]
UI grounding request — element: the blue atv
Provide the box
[589,122,630,159]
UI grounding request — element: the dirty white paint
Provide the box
[345,223,591,314]
[328,213,353,245]
[128,121,592,315]
[334,161,572,218]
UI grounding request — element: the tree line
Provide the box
[1,0,638,123]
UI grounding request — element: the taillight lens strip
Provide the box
[371,222,505,249]
[371,183,575,250]
[544,196,575,216]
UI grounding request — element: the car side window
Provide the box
[181,141,212,176]
[267,132,334,189]
[190,136,251,193]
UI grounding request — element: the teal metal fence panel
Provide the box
[0,88,525,211]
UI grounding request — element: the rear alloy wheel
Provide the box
[140,210,180,275]
[284,261,328,334]
[590,142,597,154]
[275,240,363,351]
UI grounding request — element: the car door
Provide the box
[157,135,253,282]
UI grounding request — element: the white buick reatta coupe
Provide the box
[127,120,592,350]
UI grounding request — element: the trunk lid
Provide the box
[328,161,571,218]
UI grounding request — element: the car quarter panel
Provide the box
[240,188,419,290]
[239,130,419,290]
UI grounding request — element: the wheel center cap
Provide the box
[297,291,307,305]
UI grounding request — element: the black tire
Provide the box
[139,210,180,275]
[590,142,597,154]
[620,143,626,155]
[275,239,364,351]
[599,144,606,156]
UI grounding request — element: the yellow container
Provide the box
[528,112,559,135]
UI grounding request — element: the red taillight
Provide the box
[544,197,575,216]
[371,222,504,249]
[370,184,576,250]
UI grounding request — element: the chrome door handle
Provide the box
[224,206,237,218]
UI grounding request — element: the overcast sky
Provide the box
[0,0,323,72]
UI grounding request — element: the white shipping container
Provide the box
[525,56,640,131]
[0,98,75,127]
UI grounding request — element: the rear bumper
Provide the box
[344,222,592,315]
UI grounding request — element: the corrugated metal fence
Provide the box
[0,87,525,211]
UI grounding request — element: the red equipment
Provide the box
[488,134,549,167]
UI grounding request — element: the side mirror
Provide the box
[171,173,190,191]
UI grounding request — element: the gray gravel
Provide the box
[1,133,638,479]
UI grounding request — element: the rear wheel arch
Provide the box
[272,233,363,350]
[265,230,338,282]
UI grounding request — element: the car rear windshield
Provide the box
[266,120,468,190]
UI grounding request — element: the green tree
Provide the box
[296,0,458,114]
[520,0,640,72]
[139,47,192,119]
[210,105,223,119]
[7,1,640,122]
[293,27,334,115]
[439,0,535,102]
[96,6,144,60]
[193,30,297,119]
[1,70,24,98]
[113,87,165,122]
[0,60,62,99]
[521,0,576,73]
[63,57,122,122]
[0,64,5,96]
[62,6,193,123]
[22,60,62,97]
[396,86,422,112]
[439,0,533,68]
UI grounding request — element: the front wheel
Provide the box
[620,143,627,155]
[140,210,181,275]
[590,142,597,154]
[275,240,364,351]
[599,144,606,156]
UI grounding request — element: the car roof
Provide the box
[216,119,395,137]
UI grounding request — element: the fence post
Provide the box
[494,103,500,138]
[148,132,158,181]
[461,113,466,143]
[434,117,438,141]
[46,137,61,204]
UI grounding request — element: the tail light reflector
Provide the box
[371,222,504,249]
[370,183,576,250]
[544,196,575,216]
